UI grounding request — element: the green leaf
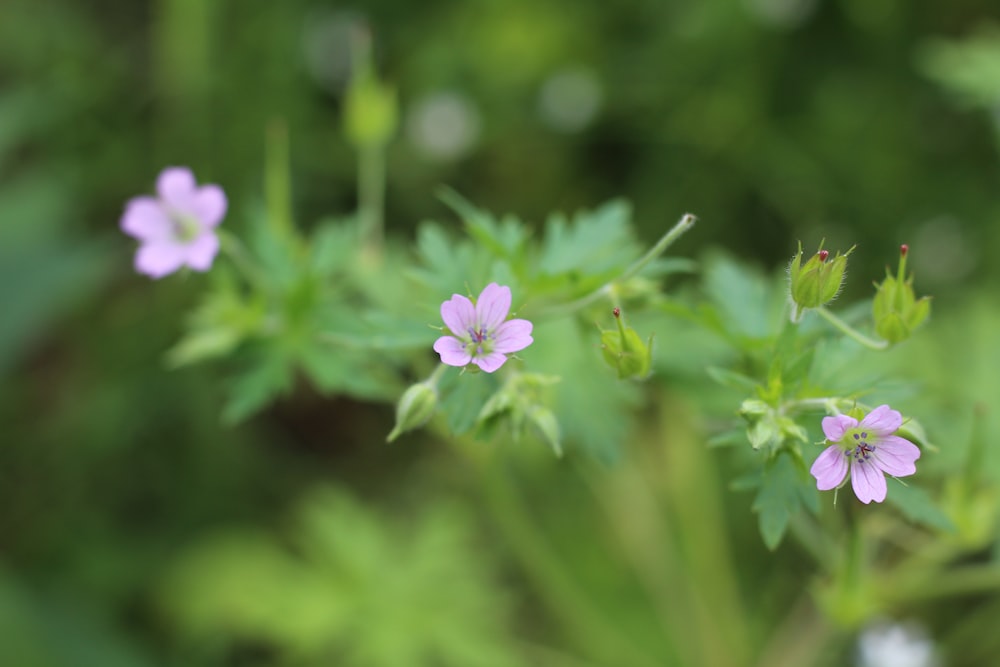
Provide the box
[158,487,521,667]
[886,483,955,532]
[751,452,809,550]
[538,199,637,277]
[309,218,358,277]
[439,368,501,435]
[702,251,784,342]
[706,366,759,392]
[222,351,294,424]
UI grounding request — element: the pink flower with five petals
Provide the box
[433,283,533,373]
[120,167,227,278]
[810,404,921,504]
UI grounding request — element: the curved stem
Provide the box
[813,307,888,350]
[358,143,385,261]
[218,230,268,290]
[535,213,696,319]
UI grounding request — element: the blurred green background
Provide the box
[4,0,1000,665]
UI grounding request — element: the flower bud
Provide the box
[788,242,853,320]
[738,399,808,453]
[387,381,438,442]
[873,244,931,345]
[600,308,653,380]
[343,29,398,149]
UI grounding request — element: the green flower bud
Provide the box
[343,29,398,149]
[873,244,931,345]
[475,373,561,454]
[387,381,438,442]
[738,399,808,453]
[600,308,653,380]
[788,242,853,320]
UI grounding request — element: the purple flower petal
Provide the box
[135,242,188,279]
[185,233,220,271]
[859,404,903,435]
[493,319,533,354]
[194,184,228,227]
[475,283,511,332]
[434,336,472,367]
[121,197,173,242]
[157,167,198,212]
[851,460,887,504]
[872,435,920,477]
[822,414,856,442]
[473,352,508,373]
[441,294,476,338]
[810,445,849,490]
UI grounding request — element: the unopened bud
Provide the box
[387,381,438,442]
[788,242,853,320]
[873,244,931,345]
[600,308,653,380]
[343,28,398,149]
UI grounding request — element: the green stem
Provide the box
[218,230,267,290]
[813,307,888,351]
[425,362,448,388]
[477,459,663,667]
[358,142,385,260]
[265,119,294,238]
[536,213,696,319]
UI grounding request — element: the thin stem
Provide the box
[265,119,294,237]
[619,213,697,284]
[536,213,696,319]
[813,307,888,350]
[781,397,850,415]
[218,230,268,290]
[476,459,663,667]
[425,361,448,388]
[357,142,385,260]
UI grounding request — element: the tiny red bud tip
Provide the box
[613,307,621,318]
[900,244,908,256]
[817,250,829,262]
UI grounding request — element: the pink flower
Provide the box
[120,167,227,278]
[810,404,921,504]
[433,283,533,373]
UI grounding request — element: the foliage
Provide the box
[5,2,1000,667]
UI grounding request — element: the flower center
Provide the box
[843,429,876,463]
[169,211,202,243]
[466,326,493,356]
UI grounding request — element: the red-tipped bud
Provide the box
[873,244,930,345]
[613,307,621,318]
[788,241,853,320]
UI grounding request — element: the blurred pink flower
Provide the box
[120,167,227,278]
[433,283,533,373]
[810,404,920,504]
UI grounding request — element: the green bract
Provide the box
[387,381,439,443]
[873,246,931,345]
[600,309,653,380]
[788,242,853,318]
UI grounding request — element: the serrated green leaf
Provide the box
[886,483,955,532]
[706,366,759,392]
[752,452,806,550]
[439,369,501,435]
[538,199,637,277]
[222,352,294,424]
[309,218,358,277]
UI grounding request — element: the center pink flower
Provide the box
[432,283,533,373]
[809,404,921,504]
